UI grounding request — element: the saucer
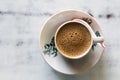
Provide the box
[40,10,105,75]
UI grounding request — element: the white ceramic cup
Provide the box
[55,19,104,59]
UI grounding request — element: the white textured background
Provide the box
[0,0,120,80]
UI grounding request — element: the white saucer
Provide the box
[40,10,105,75]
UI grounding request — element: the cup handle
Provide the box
[72,19,104,43]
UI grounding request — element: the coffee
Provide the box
[56,22,92,58]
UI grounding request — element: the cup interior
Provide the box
[55,21,93,59]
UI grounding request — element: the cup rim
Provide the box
[55,20,93,59]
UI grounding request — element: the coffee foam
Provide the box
[56,22,92,57]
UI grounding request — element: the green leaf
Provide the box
[92,43,97,50]
[43,37,58,57]
[95,31,101,37]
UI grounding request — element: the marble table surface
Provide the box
[0,0,120,80]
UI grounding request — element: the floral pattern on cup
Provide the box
[43,37,58,57]
[92,31,101,50]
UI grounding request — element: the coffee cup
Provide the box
[55,19,104,59]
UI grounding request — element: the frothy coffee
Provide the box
[56,22,92,58]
